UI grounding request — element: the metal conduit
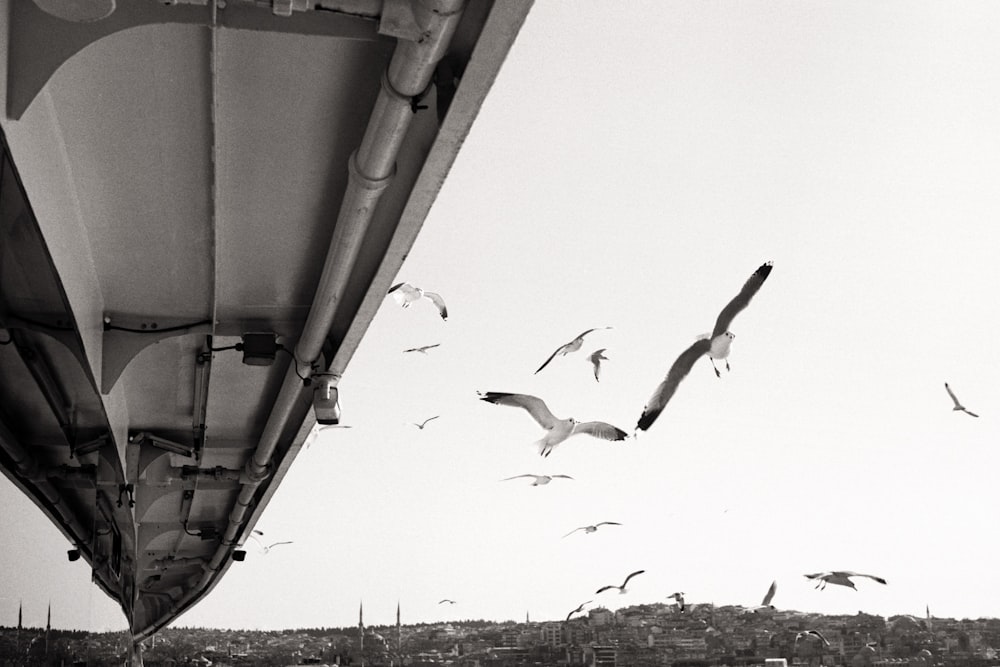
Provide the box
[153,0,467,630]
[0,419,91,542]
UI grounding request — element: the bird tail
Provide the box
[535,439,552,457]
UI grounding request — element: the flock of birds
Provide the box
[382,267,978,620]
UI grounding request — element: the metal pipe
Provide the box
[148,1,467,632]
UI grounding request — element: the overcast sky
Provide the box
[3,0,1000,634]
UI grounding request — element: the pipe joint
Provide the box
[349,147,397,192]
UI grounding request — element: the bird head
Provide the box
[725,332,735,340]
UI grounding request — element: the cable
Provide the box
[104,318,211,334]
[276,345,311,383]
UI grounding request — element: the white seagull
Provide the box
[562,521,622,538]
[637,261,773,432]
[596,569,645,595]
[535,328,612,374]
[589,349,609,382]
[479,391,627,457]
[388,282,448,320]
[743,580,777,613]
[667,592,686,612]
[438,599,456,605]
[403,343,441,354]
[944,382,979,418]
[804,571,887,590]
[501,474,573,486]
[565,600,593,622]
[411,416,440,429]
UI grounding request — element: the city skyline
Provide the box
[3,0,1000,633]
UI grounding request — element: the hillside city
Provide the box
[3,602,1000,667]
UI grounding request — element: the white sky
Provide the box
[3,0,1000,634]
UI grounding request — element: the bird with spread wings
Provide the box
[637,261,773,432]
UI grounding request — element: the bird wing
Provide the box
[963,408,980,418]
[711,261,774,338]
[595,522,621,528]
[944,382,962,408]
[419,416,440,428]
[388,282,420,304]
[835,571,887,584]
[501,474,536,482]
[803,572,829,580]
[438,599,455,604]
[551,474,574,480]
[417,343,442,353]
[809,630,830,645]
[422,291,448,320]
[479,392,559,428]
[636,339,712,431]
[595,585,616,595]
[589,349,606,381]
[534,343,570,374]
[761,580,777,606]
[268,541,293,549]
[562,527,584,538]
[622,570,646,587]
[574,421,628,441]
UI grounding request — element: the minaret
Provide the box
[526,610,530,625]
[16,600,22,653]
[359,601,364,667]
[45,601,51,657]
[926,604,933,632]
[396,600,402,653]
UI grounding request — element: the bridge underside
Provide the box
[0,0,530,639]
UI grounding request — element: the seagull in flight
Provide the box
[667,592,685,612]
[804,571,887,590]
[796,630,831,646]
[411,416,440,430]
[596,569,645,595]
[501,474,573,486]
[563,521,621,538]
[589,349,609,382]
[479,391,627,457]
[637,261,773,432]
[388,282,448,320]
[565,600,593,622]
[944,383,979,417]
[247,530,293,555]
[438,599,456,605]
[535,328,612,374]
[403,343,441,354]
[743,580,777,613]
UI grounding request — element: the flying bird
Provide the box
[565,600,593,622]
[388,282,448,320]
[944,382,979,417]
[596,569,645,595]
[479,391,627,457]
[796,630,831,646]
[411,416,440,430]
[589,349,609,382]
[535,328,612,374]
[501,474,574,486]
[804,571,887,590]
[667,592,686,612]
[637,261,773,432]
[562,521,621,538]
[438,599,456,605]
[403,343,441,354]
[744,580,777,613]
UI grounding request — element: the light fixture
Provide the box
[311,373,341,425]
[67,548,80,562]
[232,550,246,562]
[240,333,278,366]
